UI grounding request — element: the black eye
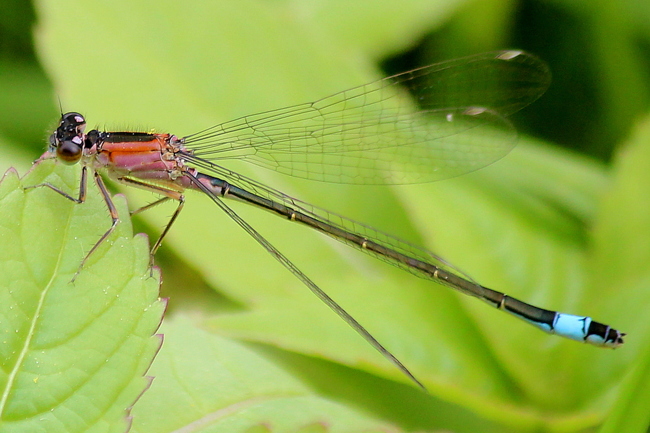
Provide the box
[60,112,86,135]
[56,139,82,164]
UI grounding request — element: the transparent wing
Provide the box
[182,51,550,184]
[184,155,473,283]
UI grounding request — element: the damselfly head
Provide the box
[49,112,87,165]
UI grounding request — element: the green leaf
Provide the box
[131,316,403,433]
[594,117,650,433]
[0,159,164,432]
[291,0,467,58]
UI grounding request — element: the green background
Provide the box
[0,0,649,432]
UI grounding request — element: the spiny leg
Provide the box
[25,166,119,281]
[117,177,185,268]
[24,164,89,203]
[73,171,120,280]
[130,196,173,216]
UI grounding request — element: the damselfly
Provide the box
[31,51,624,390]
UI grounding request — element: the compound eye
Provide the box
[60,112,87,135]
[56,138,83,164]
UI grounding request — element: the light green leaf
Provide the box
[131,316,403,433]
[287,0,468,58]
[0,159,164,432]
[594,117,650,433]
